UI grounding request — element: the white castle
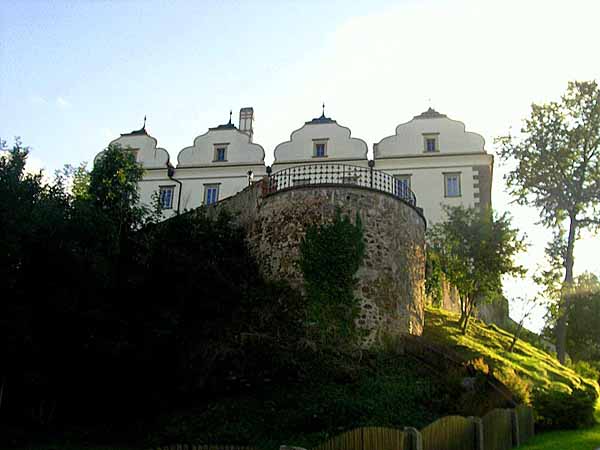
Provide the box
[102,106,493,224]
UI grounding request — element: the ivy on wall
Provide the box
[299,210,365,349]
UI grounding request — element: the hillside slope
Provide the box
[423,307,597,395]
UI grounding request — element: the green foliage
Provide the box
[571,361,600,382]
[565,273,600,363]
[0,139,309,447]
[427,206,526,333]
[533,386,598,430]
[425,249,444,307]
[146,353,451,450]
[497,80,600,364]
[299,211,365,348]
[424,307,599,429]
[495,368,532,405]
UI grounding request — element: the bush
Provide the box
[533,385,598,430]
[494,368,532,405]
[571,360,600,383]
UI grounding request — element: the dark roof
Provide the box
[305,112,337,125]
[209,121,237,131]
[120,125,148,137]
[413,107,447,120]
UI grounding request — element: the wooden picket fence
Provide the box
[515,405,535,443]
[312,427,409,450]
[421,415,476,450]
[152,406,535,450]
[482,409,513,450]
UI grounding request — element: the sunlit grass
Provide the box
[518,406,600,450]
[423,307,598,394]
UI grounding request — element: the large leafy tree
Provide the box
[563,273,600,363]
[497,81,600,363]
[428,206,526,334]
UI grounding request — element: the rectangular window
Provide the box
[216,147,226,161]
[426,138,436,152]
[213,144,229,162]
[159,185,175,210]
[423,134,439,153]
[394,175,411,197]
[204,185,219,205]
[444,173,461,197]
[313,141,327,157]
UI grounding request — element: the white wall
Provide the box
[98,109,492,226]
[376,112,485,158]
[273,120,368,165]
[375,153,492,224]
[373,110,492,224]
[178,128,265,167]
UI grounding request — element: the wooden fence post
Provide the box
[509,408,520,447]
[403,426,423,450]
[468,417,484,450]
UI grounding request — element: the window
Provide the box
[159,185,175,210]
[444,173,461,197]
[394,175,411,197]
[213,144,228,162]
[204,184,219,205]
[426,138,436,152]
[313,140,327,157]
[423,134,439,153]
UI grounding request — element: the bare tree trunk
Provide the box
[460,296,472,335]
[556,215,577,364]
[509,319,525,353]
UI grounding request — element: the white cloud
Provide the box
[56,96,71,109]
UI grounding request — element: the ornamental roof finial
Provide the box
[143,115,147,129]
[321,102,325,118]
[229,110,232,124]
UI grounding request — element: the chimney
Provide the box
[239,107,254,142]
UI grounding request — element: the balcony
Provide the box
[265,163,417,206]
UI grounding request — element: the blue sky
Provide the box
[1,0,600,331]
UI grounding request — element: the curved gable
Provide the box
[177,128,265,167]
[274,115,368,163]
[100,129,170,169]
[375,108,486,158]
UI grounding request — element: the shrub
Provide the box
[571,360,600,383]
[533,385,598,429]
[494,367,532,405]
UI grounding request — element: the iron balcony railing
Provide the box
[266,163,417,206]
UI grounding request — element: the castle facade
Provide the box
[102,107,492,225]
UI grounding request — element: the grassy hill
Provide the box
[15,307,600,450]
[423,306,598,396]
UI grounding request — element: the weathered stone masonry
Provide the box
[206,182,427,347]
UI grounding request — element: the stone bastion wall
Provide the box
[206,182,427,347]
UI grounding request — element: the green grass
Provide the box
[519,409,600,450]
[423,307,598,394]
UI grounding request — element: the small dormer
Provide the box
[99,118,170,169]
[273,105,368,165]
[177,111,265,168]
[374,108,486,159]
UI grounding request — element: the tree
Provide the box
[497,81,600,363]
[507,295,540,353]
[556,273,600,363]
[428,206,526,334]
